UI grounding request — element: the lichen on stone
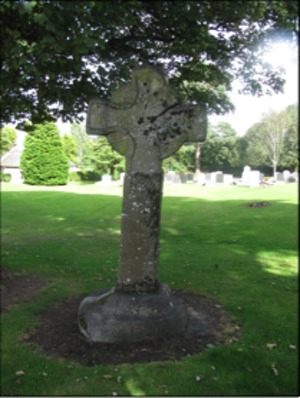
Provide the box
[115,276,160,294]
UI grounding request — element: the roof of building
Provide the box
[0,130,26,169]
[0,145,23,168]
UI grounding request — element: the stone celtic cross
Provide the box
[80,65,207,342]
[87,65,206,293]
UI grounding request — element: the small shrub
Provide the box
[69,170,101,182]
[0,172,11,182]
[79,170,101,182]
[69,171,81,182]
[0,126,17,156]
[21,123,69,186]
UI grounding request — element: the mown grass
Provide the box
[1,182,298,396]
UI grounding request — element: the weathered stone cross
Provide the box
[80,65,207,342]
[87,65,206,293]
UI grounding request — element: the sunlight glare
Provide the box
[125,379,145,396]
[263,41,296,69]
[258,252,298,277]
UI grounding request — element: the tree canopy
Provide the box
[1,1,298,128]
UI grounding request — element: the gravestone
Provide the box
[249,171,261,187]
[210,172,217,184]
[118,172,126,186]
[215,172,224,184]
[173,173,181,184]
[242,166,262,187]
[241,165,252,185]
[205,173,212,183]
[283,170,290,182]
[101,174,112,184]
[194,172,206,184]
[276,172,284,183]
[245,170,261,187]
[164,171,176,184]
[210,171,222,184]
[165,172,181,184]
[223,174,233,185]
[187,173,194,182]
[180,174,188,183]
[288,172,297,183]
[79,65,207,342]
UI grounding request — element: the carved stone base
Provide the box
[78,284,188,343]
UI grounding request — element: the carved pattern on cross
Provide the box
[87,65,207,173]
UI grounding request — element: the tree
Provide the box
[194,142,202,175]
[239,122,267,169]
[62,134,78,165]
[88,137,125,179]
[0,126,17,156]
[200,122,241,173]
[242,105,298,176]
[280,104,298,171]
[70,123,92,166]
[21,122,69,185]
[260,111,289,177]
[0,1,298,128]
[163,144,195,173]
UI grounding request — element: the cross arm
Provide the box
[159,103,207,159]
[86,98,134,158]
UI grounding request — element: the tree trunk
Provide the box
[195,142,201,175]
[273,161,277,180]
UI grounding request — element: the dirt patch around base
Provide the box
[22,292,241,366]
[1,270,47,313]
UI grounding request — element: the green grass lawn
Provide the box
[1,182,298,396]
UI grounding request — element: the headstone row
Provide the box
[99,167,298,187]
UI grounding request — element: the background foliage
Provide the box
[0,126,17,156]
[62,103,298,180]
[2,102,296,185]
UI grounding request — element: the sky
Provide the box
[210,40,299,136]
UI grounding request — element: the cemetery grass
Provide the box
[1,183,298,396]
